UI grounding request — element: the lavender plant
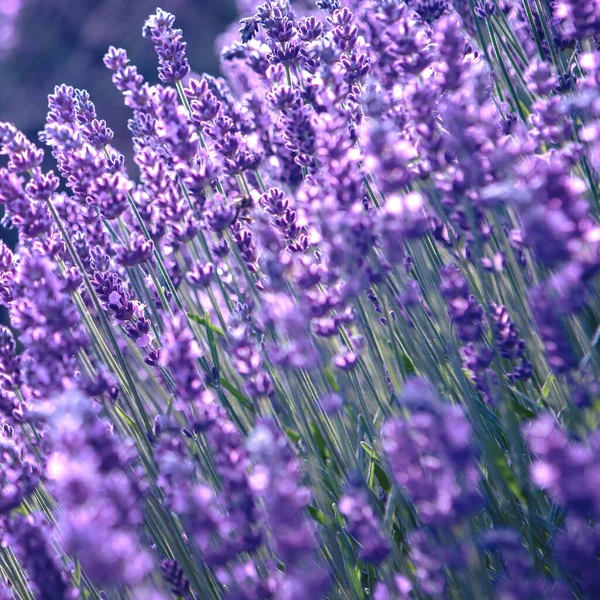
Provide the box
[0,0,599,598]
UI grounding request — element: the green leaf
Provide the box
[284,427,301,445]
[220,378,254,412]
[323,366,340,392]
[204,310,220,372]
[541,375,555,400]
[360,441,378,459]
[308,505,333,527]
[494,454,525,504]
[511,400,537,420]
[373,463,392,494]
[337,532,365,598]
[187,312,225,336]
[114,405,137,430]
[310,423,330,461]
[401,353,417,376]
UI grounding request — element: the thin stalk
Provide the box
[45,196,153,435]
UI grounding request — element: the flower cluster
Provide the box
[0,1,598,599]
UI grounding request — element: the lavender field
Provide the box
[0,0,599,598]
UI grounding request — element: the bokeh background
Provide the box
[0,0,238,248]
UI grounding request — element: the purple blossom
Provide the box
[1,3,600,598]
[382,378,481,525]
[410,0,449,23]
[143,8,190,83]
[554,0,600,39]
[161,559,190,598]
[488,304,531,382]
[524,413,600,518]
[556,516,600,597]
[48,390,152,587]
[7,513,77,600]
[248,420,330,598]
[480,529,566,599]
[116,234,155,267]
[0,326,21,391]
[339,483,390,563]
[160,312,203,404]
[440,265,485,343]
[0,423,39,513]
[10,252,88,398]
[408,531,447,596]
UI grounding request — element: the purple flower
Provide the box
[25,169,60,202]
[186,261,215,289]
[556,516,600,597]
[90,171,132,220]
[408,531,447,596]
[160,313,203,404]
[7,513,77,600]
[143,8,190,83]
[554,0,600,40]
[0,423,39,513]
[409,0,449,23]
[155,86,198,162]
[374,576,413,600]
[339,483,390,564]
[488,304,524,358]
[0,124,44,173]
[529,281,579,374]
[248,420,330,598]
[2,3,600,598]
[480,529,565,599]
[433,15,468,92]
[526,59,558,96]
[161,559,190,598]
[517,156,591,270]
[156,392,261,571]
[48,390,152,587]
[379,192,429,262]
[103,45,129,70]
[319,392,344,415]
[440,265,485,343]
[0,326,21,391]
[382,378,481,525]
[524,413,600,518]
[116,233,154,267]
[10,252,88,398]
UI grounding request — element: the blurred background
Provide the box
[0,0,238,248]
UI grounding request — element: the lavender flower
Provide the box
[524,413,600,518]
[47,390,152,587]
[481,529,565,599]
[339,483,390,563]
[440,266,485,343]
[7,513,77,600]
[160,312,202,404]
[0,326,21,391]
[408,531,447,596]
[382,378,481,525]
[248,420,330,598]
[161,559,190,598]
[10,252,88,398]
[556,516,600,597]
[143,9,190,83]
[1,2,600,598]
[0,423,39,513]
[554,0,600,40]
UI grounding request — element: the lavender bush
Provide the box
[0,0,599,598]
